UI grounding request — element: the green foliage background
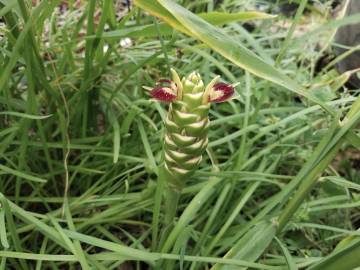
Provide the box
[0,0,359,269]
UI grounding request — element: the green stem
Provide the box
[161,177,221,254]
[152,165,181,252]
[152,166,166,251]
[164,183,181,227]
[162,167,182,246]
[152,165,172,251]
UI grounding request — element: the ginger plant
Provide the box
[149,69,235,226]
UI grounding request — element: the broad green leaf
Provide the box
[334,234,360,253]
[133,0,190,35]
[211,221,276,270]
[200,11,276,25]
[99,11,274,39]
[307,237,360,270]
[134,0,333,115]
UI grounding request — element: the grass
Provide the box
[0,0,359,269]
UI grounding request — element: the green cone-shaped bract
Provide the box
[164,72,210,186]
[150,69,234,190]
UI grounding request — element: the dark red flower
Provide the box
[208,83,234,103]
[150,86,177,102]
[150,79,177,102]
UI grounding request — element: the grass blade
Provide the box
[134,0,333,114]
[0,164,47,183]
[307,238,360,270]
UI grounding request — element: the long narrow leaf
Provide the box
[134,0,333,114]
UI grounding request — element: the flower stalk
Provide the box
[149,69,235,230]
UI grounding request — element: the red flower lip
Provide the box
[150,79,177,102]
[149,74,234,104]
[208,83,234,103]
[150,86,177,102]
